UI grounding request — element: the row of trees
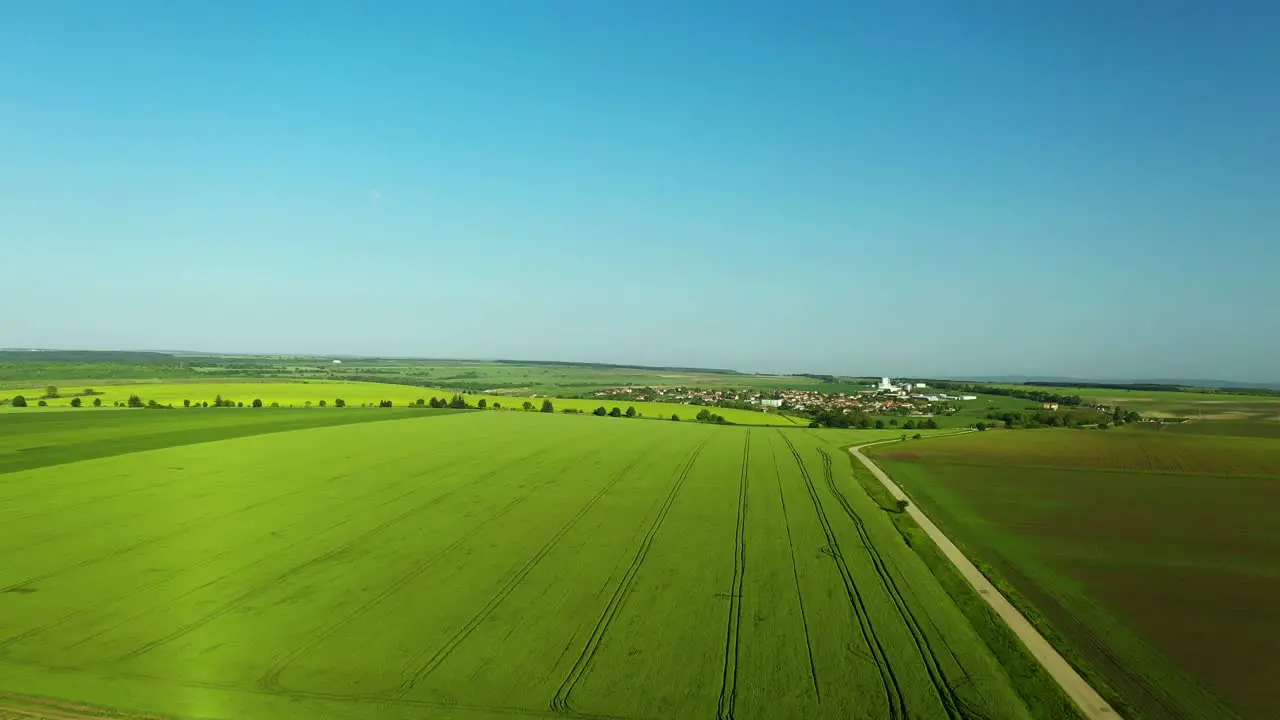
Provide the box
[695,408,729,424]
[806,407,942,430]
[8,394,107,408]
[924,380,1086,407]
[593,405,637,417]
[984,408,1117,429]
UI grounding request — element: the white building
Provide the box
[878,377,895,391]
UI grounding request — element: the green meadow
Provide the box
[1,410,1047,719]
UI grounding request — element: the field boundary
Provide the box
[848,441,1120,719]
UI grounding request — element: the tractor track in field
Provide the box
[777,432,907,720]
[0,667,631,720]
[0,449,477,649]
[258,439,619,694]
[549,436,711,714]
[0,458,397,594]
[114,441,563,663]
[769,435,821,703]
[389,441,663,697]
[817,448,983,720]
[716,431,751,720]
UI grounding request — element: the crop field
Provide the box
[870,430,1280,720]
[0,410,1043,720]
[1,381,802,427]
[989,385,1280,422]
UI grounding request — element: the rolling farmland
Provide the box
[0,381,801,427]
[871,429,1280,720]
[0,411,1044,719]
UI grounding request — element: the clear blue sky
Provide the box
[3,1,1277,381]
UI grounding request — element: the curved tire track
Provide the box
[716,431,750,720]
[548,436,710,713]
[389,442,661,697]
[777,432,906,720]
[818,448,975,720]
[115,442,560,663]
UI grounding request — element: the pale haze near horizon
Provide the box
[2,2,1277,382]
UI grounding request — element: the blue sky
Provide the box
[2,1,1277,381]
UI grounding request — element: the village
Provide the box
[588,377,979,417]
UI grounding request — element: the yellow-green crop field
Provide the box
[3,381,802,426]
[0,409,1045,719]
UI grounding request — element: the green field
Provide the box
[0,410,1048,719]
[1,381,802,427]
[870,430,1280,720]
[987,384,1280,422]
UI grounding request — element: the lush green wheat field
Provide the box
[1,411,1034,719]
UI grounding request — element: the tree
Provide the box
[975,421,987,431]
[696,408,711,422]
[493,402,502,409]
[875,419,885,429]
[890,418,899,426]
[183,399,191,408]
[252,398,263,408]
[477,398,487,409]
[809,421,821,428]
[11,395,27,407]
[416,398,425,407]
[319,400,327,407]
[92,397,102,407]
[671,414,680,421]
[913,433,923,439]
[593,406,608,416]
[449,395,469,409]
[37,399,48,406]
[522,400,534,411]
[625,406,637,418]
[903,420,916,430]
[84,388,96,396]
[304,401,312,407]
[214,394,224,407]
[127,394,144,408]
[609,407,622,417]
[541,399,554,413]
[237,401,244,407]
[70,397,82,407]
[45,386,59,398]
[379,400,393,408]
[334,398,346,407]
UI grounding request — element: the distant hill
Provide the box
[952,375,1280,392]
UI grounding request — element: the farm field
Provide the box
[870,430,1280,720]
[0,408,454,475]
[990,385,1280,422]
[0,410,1041,719]
[1,381,801,427]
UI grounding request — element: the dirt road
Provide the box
[849,442,1120,720]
